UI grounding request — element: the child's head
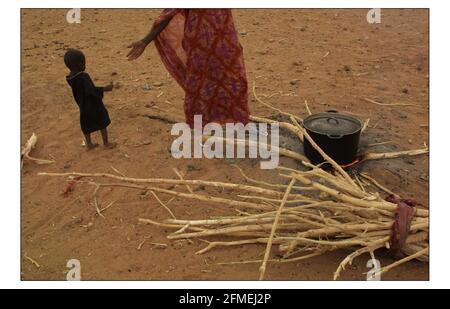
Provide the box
[64,49,86,72]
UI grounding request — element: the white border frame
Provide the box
[3,0,449,289]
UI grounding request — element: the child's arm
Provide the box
[103,82,113,92]
[83,74,112,97]
[82,73,103,98]
[127,15,173,61]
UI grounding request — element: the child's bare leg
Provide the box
[84,133,98,150]
[101,128,116,149]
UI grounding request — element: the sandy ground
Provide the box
[21,9,429,280]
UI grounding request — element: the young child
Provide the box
[64,48,116,150]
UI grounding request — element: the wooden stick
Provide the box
[167,203,334,227]
[219,251,324,265]
[378,247,429,276]
[233,164,308,191]
[149,190,176,219]
[24,253,41,268]
[138,218,206,232]
[237,195,314,204]
[167,213,308,227]
[202,135,309,163]
[196,238,273,255]
[38,172,302,199]
[280,235,388,247]
[137,238,148,250]
[333,240,387,280]
[21,133,38,159]
[252,81,303,122]
[173,224,191,235]
[151,242,168,248]
[354,174,366,192]
[359,173,398,197]
[23,155,55,165]
[172,168,194,194]
[304,100,312,115]
[110,166,126,177]
[306,176,425,217]
[169,221,312,240]
[299,165,372,199]
[93,197,105,219]
[98,200,116,214]
[362,148,429,162]
[403,245,429,262]
[249,115,304,142]
[98,182,274,211]
[366,141,395,147]
[282,221,390,256]
[361,118,370,133]
[362,98,421,107]
[292,174,429,217]
[21,133,55,166]
[259,177,296,280]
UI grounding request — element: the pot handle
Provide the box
[327,134,343,139]
[326,117,339,125]
[326,110,339,113]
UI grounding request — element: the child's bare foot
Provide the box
[104,142,117,149]
[86,143,99,151]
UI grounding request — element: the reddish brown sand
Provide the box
[21,9,429,280]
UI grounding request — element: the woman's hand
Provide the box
[127,40,147,61]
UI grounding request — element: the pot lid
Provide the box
[303,112,362,136]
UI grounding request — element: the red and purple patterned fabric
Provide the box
[152,9,250,127]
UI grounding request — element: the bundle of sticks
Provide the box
[39,159,429,280]
[39,136,429,280]
[38,85,429,279]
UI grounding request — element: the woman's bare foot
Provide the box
[104,142,117,149]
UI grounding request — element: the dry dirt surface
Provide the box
[21,9,429,280]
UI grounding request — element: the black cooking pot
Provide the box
[303,111,362,165]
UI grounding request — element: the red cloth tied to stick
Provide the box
[152,9,250,127]
[386,195,417,256]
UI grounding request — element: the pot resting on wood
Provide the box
[303,111,362,166]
